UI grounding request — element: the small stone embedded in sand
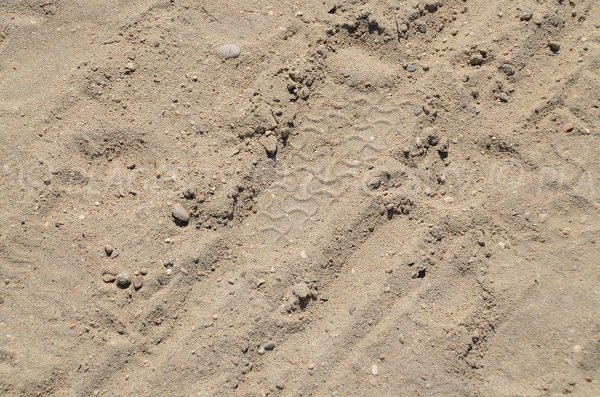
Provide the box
[298,85,310,100]
[133,275,144,290]
[425,127,439,146]
[217,44,241,59]
[371,364,380,376]
[438,137,449,153]
[520,11,533,21]
[259,134,278,157]
[183,187,196,199]
[470,55,484,66]
[425,3,438,13]
[125,62,137,72]
[172,203,190,223]
[562,123,575,133]
[406,65,417,73]
[115,271,132,288]
[102,273,116,283]
[264,341,276,351]
[139,267,148,276]
[104,245,113,256]
[548,41,560,53]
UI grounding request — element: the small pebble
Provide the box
[562,123,575,133]
[264,341,276,351]
[183,187,196,199]
[548,41,560,53]
[470,55,484,66]
[115,271,132,288]
[172,203,190,223]
[102,273,116,283]
[140,267,148,276]
[217,44,241,59]
[298,85,310,100]
[438,137,449,153]
[133,275,144,290]
[104,245,113,256]
[406,65,417,73]
[371,364,380,376]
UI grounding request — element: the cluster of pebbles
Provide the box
[101,245,147,290]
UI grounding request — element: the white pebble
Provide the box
[371,364,379,376]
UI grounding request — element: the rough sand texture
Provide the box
[1,0,599,396]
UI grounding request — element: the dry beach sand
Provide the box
[1,0,600,396]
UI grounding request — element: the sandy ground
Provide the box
[1,0,599,396]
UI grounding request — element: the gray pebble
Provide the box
[548,41,560,53]
[264,341,276,351]
[425,127,439,146]
[125,62,137,73]
[499,64,515,76]
[217,44,241,59]
[520,12,533,21]
[298,85,310,100]
[133,275,144,290]
[424,3,438,13]
[470,55,484,66]
[172,203,190,223]
[406,65,417,73]
[438,137,449,153]
[407,10,420,21]
[115,271,132,288]
[367,177,381,190]
[183,187,196,199]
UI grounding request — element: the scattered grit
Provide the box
[0,1,599,396]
